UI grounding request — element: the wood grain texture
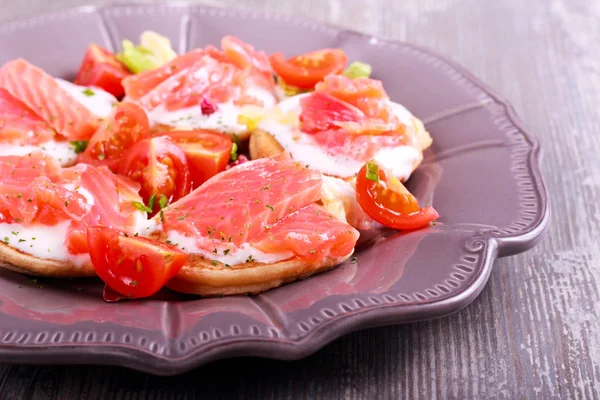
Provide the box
[0,0,596,398]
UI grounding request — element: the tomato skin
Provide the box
[80,102,150,171]
[75,44,131,98]
[270,49,347,90]
[87,226,188,298]
[356,162,439,230]
[119,136,192,209]
[162,130,232,188]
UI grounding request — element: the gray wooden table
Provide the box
[0,0,596,398]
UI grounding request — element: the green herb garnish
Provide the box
[70,140,88,154]
[365,162,379,182]
[132,201,152,213]
[230,142,238,162]
[147,193,156,211]
[158,194,168,209]
[265,204,274,211]
[342,61,372,79]
[82,88,95,97]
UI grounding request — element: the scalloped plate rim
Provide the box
[0,2,549,375]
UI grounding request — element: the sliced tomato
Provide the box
[162,130,232,188]
[87,226,189,298]
[119,136,191,210]
[222,36,272,75]
[75,44,131,98]
[80,102,150,171]
[270,49,347,90]
[356,162,439,230]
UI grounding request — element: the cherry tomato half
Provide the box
[356,162,439,230]
[162,130,232,188]
[75,44,131,98]
[270,49,348,90]
[119,136,192,211]
[87,225,189,298]
[80,102,150,171]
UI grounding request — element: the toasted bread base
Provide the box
[166,252,353,296]
[0,239,352,296]
[0,242,95,277]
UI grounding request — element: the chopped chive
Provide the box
[211,260,219,266]
[230,142,238,162]
[132,201,152,213]
[97,153,106,160]
[232,133,240,147]
[365,162,379,182]
[351,256,358,264]
[82,88,95,97]
[159,210,165,223]
[18,239,25,243]
[177,212,189,221]
[158,194,168,209]
[223,249,230,255]
[147,193,156,211]
[342,61,372,79]
[131,280,138,286]
[309,249,316,254]
[265,204,274,211]
[70,140,88,154]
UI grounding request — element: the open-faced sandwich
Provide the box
[0,32,439,300]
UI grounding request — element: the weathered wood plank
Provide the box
[0,0,597,398]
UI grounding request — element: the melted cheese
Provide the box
[148,84,277,133]
[0,140,78,166]
[0,221,89,265]
[166,230,292,265]
[55,79,118,118]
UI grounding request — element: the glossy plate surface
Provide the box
[0,3,548,375]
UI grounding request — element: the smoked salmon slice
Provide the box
[0,152,89,225]
[62,164,145,254]
[121,49,207,101]
[162,153,323,248]
[0,59,100,140]
[251,203,359,261]
[0,89,55,145]
[0,151,145,254]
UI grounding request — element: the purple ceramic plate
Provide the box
[0,3,548,375]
